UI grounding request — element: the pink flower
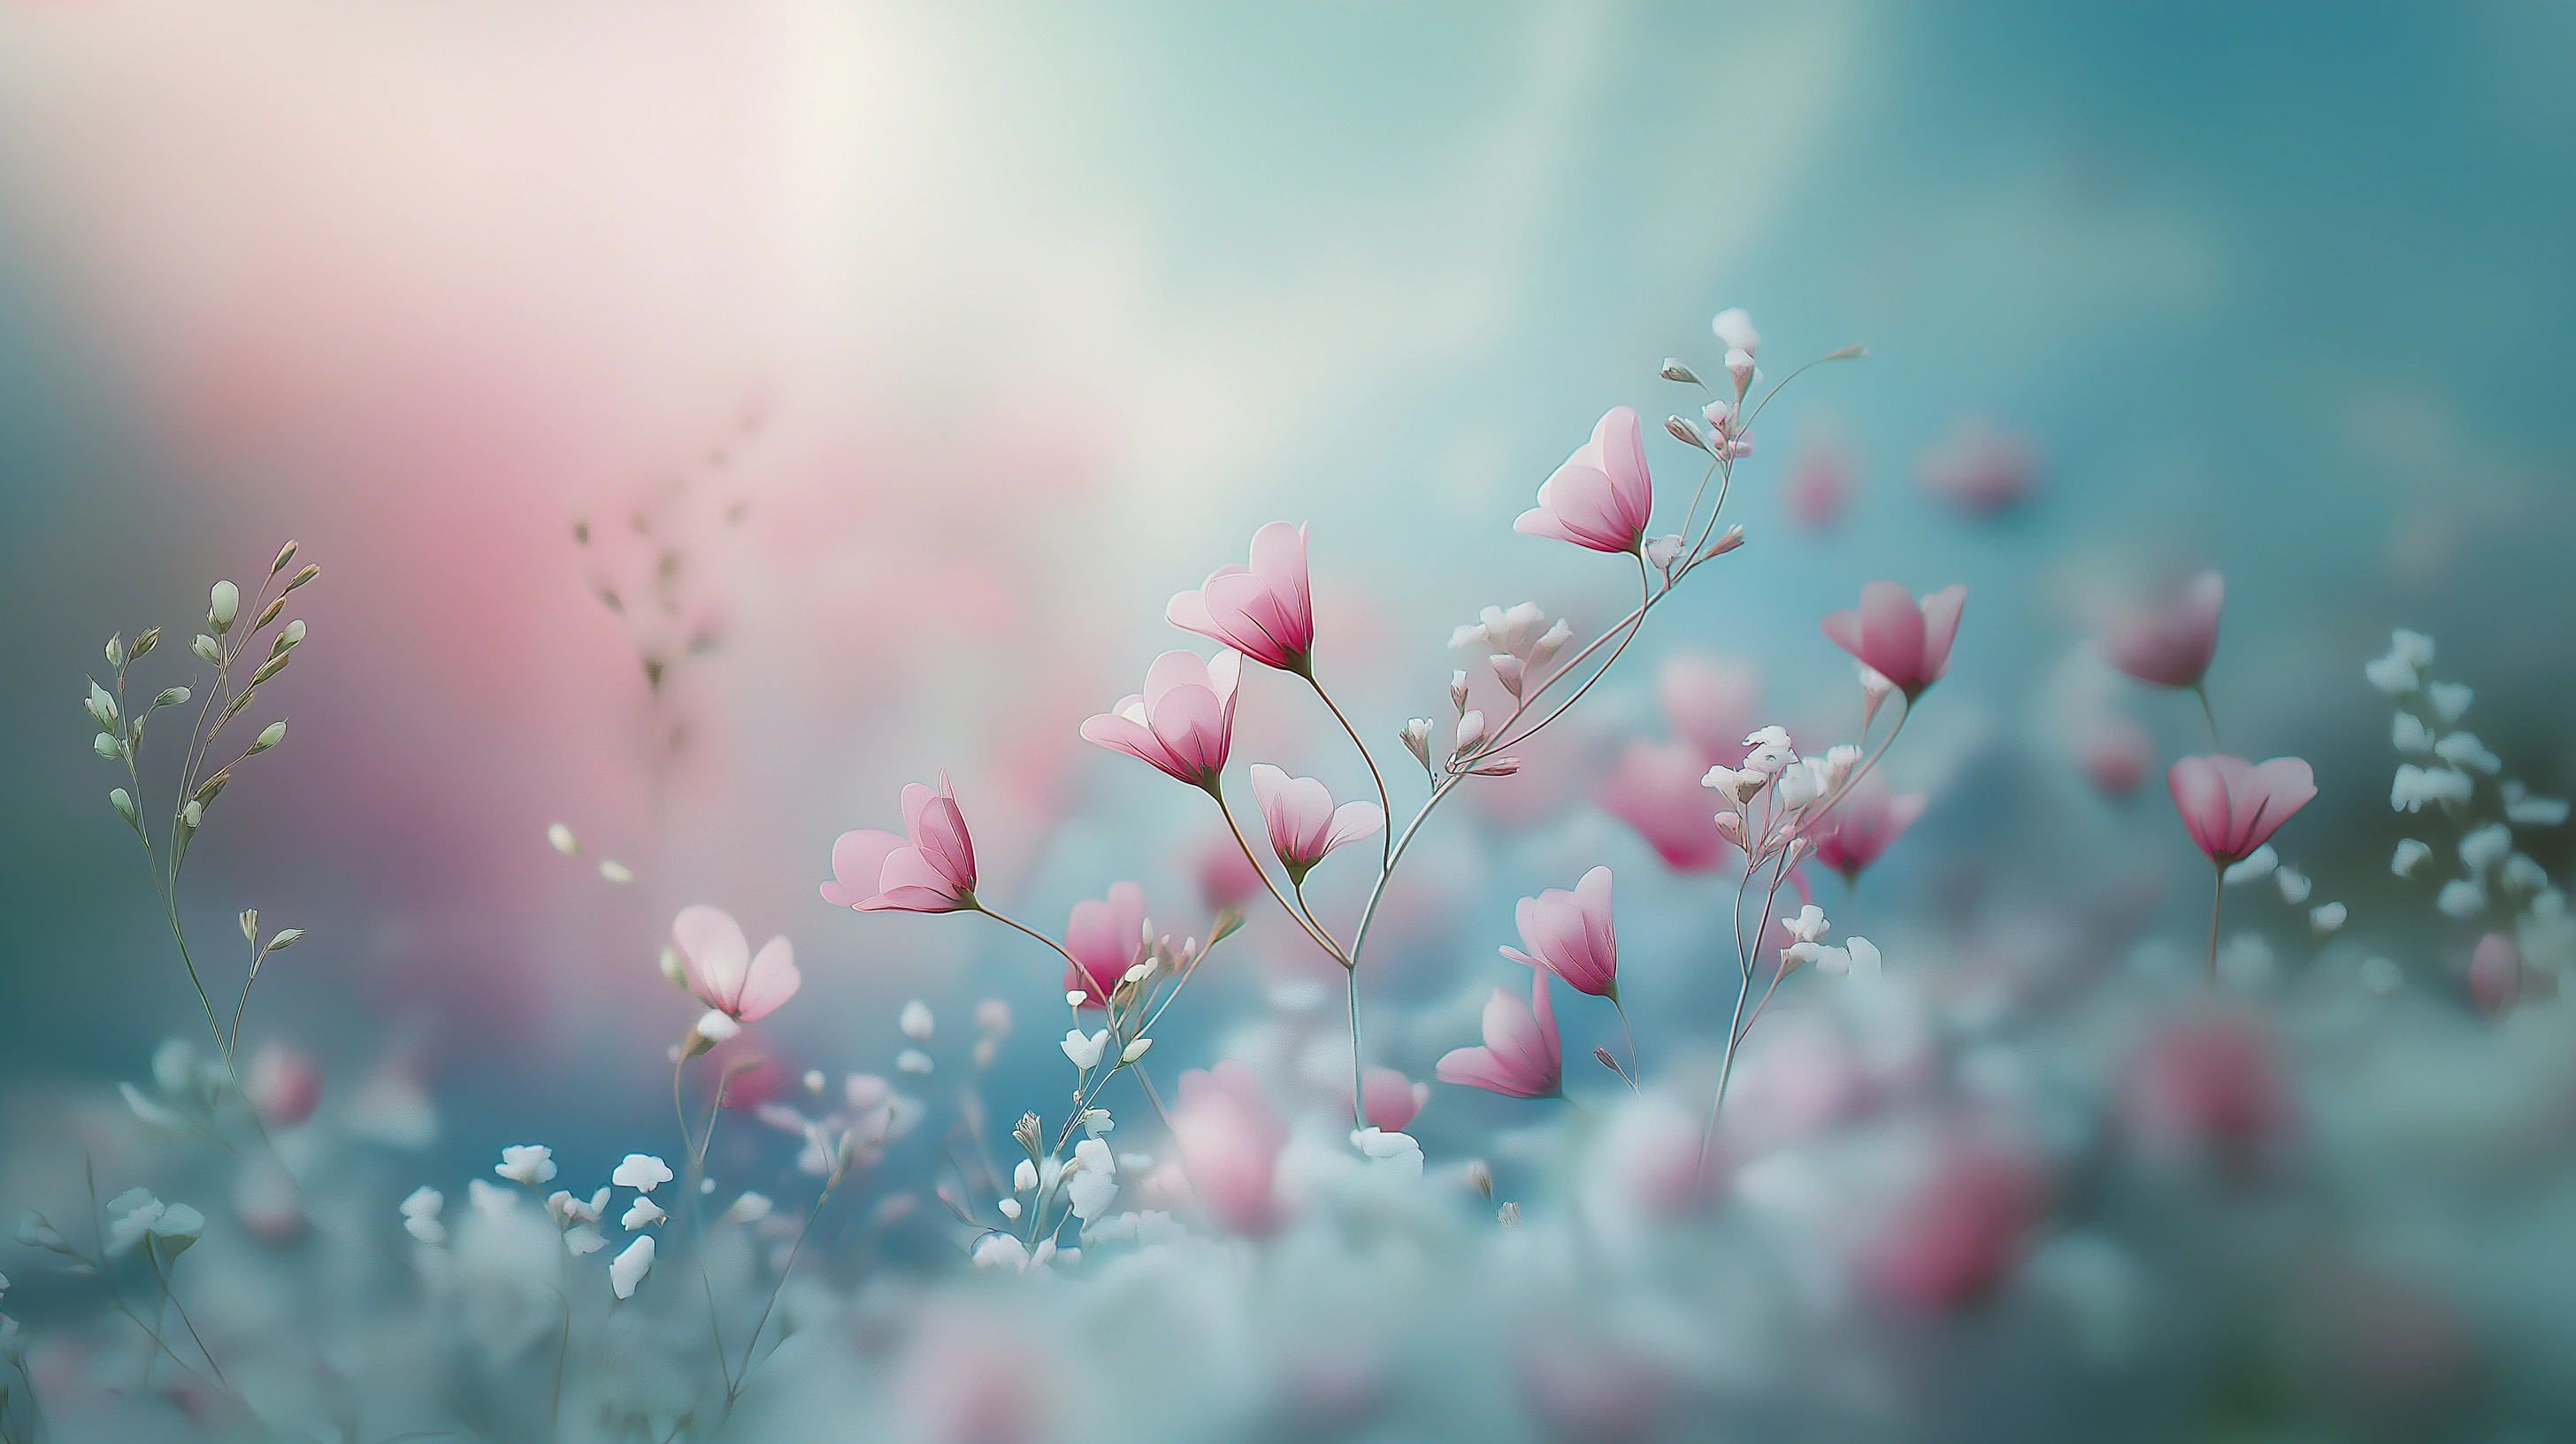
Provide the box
[1810,777,1928,883]
[1079,649,1243,792]
[2104,571,2224,688]
[1062,881,1147,1009]
[246,1044,322,1128]
[1819,581,1966,699]
[671,904,801,1022]
[1359,1065,1428,1133]
[1859,1143,2050,1310]
[1189,826,1263,910]
[1660,653,1760,765]
[1499,865,1621,1000]
[1169,1060,1288,1237]
[2166,754,2316,865]
[2072,709,2155,796]
[2471,933,2521,1017]
[822,774,978,912]
[1437,969,1562,1099]
[1786,442,1850,531]
[2122,1011,2293,1164]
[1166,521,1315,675]
[1595,740,1729,871]
[1515,406,1652,554]
[1246,764,1382,883]
[1917,416,2042,516]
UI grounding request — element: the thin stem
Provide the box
[2192,681,2221,749]
[1344,964,1367,1128]
[1211,786,1349,963]
[2207,864,2225,986]
[1308,672,1393,873]
[1132,1064,1178,1137]
[1610,997,1641,1094]
[1489,554,1656,755]
[148,1253,227,1389]
[974,902,1095,977]
[732,1180,835,1399]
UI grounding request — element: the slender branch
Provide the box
[1308,672,1394,873]
[1210,787,1349,963]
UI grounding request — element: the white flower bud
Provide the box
[209,581,239,632]
[251,721,287,753]
[1121,1037,1154,1064]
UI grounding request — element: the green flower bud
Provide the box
[110,789,138,826]
[93,733,120,759]
[251,720,287,753]
[210,580,240,632]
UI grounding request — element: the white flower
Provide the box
[1711,307,1760,352]
[103,1189,163,1257]
[145,1203,203,1264]
[900,1000,934,1040]
[1061,1029,1108,1070]
[1080,1108,1115,1138]
[694,1010,740,1042]
[1350,1127,1425,1180]
[621,1197,666,1230]
[399,1187,444,1219]
[2275,866,2312,904]
[1013,1159,1038,1194]
[2503,783,2569,826]
[1120,1036,1154,1064]
[2436,879,2487,918]
[1643,534,1684,569]
[998,1198,1022,1220]
[2392,839,2433,877]
[2222,846,2278,886]
[495,1145,558,1187]
[2391,765,2473,812]
[971,1233,1031,1271]
[1453,710,1488,757]
[152,1040,202,1097]
[1843,937,1883,980]
[2391,713,2434,754]
[1775,757,1831,810]
[2311,902,2348,933]
[2503,855,2549,892]
[548,822,579,855]
[1741,726,1795,776]
[611,1155,674,1192]
[1066,1140,1120,1222]
[564,1224,604,1256]
[2391,629,2435,668]
[2365,649,2418,695]
[2428,681,2472,724]
[2358,956,2403,995]
[1784,905,1829,943]
[609,1236,655,1299]
[2434,732,2500,774]
[1701,764,1761,805]
[720,1193,772,1225]
[897,1049,933,1075]
[1064,990,1088,1008]
[2460,824,2513,876]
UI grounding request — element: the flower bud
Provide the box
[264,928,306,952]
[1490,654,1525,698]
[1465,1159,1493,1199]
[154,687,189,710]
[1449,670,1469,715]
[110,788,137,826]
[657,946,689,989]
[1660,358,1700,385]
[93,733,120,759]
[283,564,320,594]
[1497,1201,1521,1229]
[1120,1037,1154,1064]
[181,801,203,831]
[1400,718,1434,773]
[240,908,258,941]
[1665,415,1708,450]
[192,634,222,664]
[210,580,239,632]
[1014,1112,1043,1159]
[132,626,160,660]
[1469,757,1521,776]
[105,634,126,666]
[1453,710,1487,757]
[1821,343,1868,362]
[271,541,299,575]
[548,822,579,855]
[251,721,287,753]
[249,654,289,686]
[1703,525,1746,558]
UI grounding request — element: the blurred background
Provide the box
[2,0,2571,1179]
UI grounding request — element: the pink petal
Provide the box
[1856,580,1928,687]
[1918,585,1968,682]
[826,830,904,908]
[733,936,801,1021]
[672,905,749,1010]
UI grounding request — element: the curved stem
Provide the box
[2193,681,2222,749]
[1308,673,1393,873]
[1491,555,1656,755]
[1610,997,1641,1095]
[974,902,1092,977]
[1211,786,1349,964]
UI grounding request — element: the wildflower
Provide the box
[565,1225,604,1256]
[399,1187,445,1245]
[1061,881,1147,1008]
[1436,970,1562,1100]
[824,774,979,912]
[611,1154,674,1192]
[1784,904,1829,943]
[1247,764,1384,884]
[1812,778,1928,883]
[1014,1159,1038,1193]
[900,1000,934,1040]
[2365,629,2434,694]
[1820,582,1968,699]
[1597,740,1731,871]
[1168,1060,1289,1236]
[609,1235,655,1299]
[621,1197,666,1230]
[1359,1065,1428,1133]
[666,905,800,1035]
[2503,783,2569,826]
[1079,650,1243,792]
[1499,866,1621,1000]
[2461,824,2513,876]
[1167,521,1315,674]
[2275,866,2312,904]
[1350,1127,1425,1179]
[2429,681,2472,724]
[2390,764,2474,812]
[1061,1029,1108,1070]
[2166,755,2316,866]
[2392,839,2433,876]
[2312,902,2347,933]
[2103,572,2224,689]
[2222,845,2279,886]
[495,1145,558,1187]
[1516,406,1653,555]
[971,1233,1031,1271]
[2433,732,2501,774]
[1066,1139,1120,1223]
[2437,880,2486,918]
[104,1189,164,1256]
[1453,603,1574,675]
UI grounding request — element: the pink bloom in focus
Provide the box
[1917,416,2042,516]
[1595,740,1729,871]
[2166,754,2317,866]
[1499,866,1621,1000]
[2104,571,2224,688]
[823,774,979,912]
[1247,764,1383,883]
[1820,581,1967,700]
[1168,1059,1288,1237]
[1437,969,1562,1099]
[1079,649,1243,792]
[1811,778,1928,883]
[1515,406,1652,554]
[1062,881,1147,1009]
[1860,1144,2050,1310]
[671,904,801,1022]
[1359,1065,1429,1133]
[1166,521,1315,675]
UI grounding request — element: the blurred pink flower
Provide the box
[247,1044,322,1128]
[1166,521,1315,675]
[2104,571,2225,688]
[1079,649,1242,792]
[1860,1143,2050,1310]
[1438,969,1562,1099]
[2122,1011,2293,1164]
[1062,881,1147,1009]
[1515,406,1652,554]
[1786,442,1851,531]
[1917,416,2042,516]
[2470,933,2522,1017]
[671,904,801,1022]
[1189,826,1264,910]
[1595,740,1729,871]
[1169,1059,1288,1237]
[1660,653,1760,765]
[1246,764,1383,884]
[2074,709,2156,796]
[1820,581,1966,699]
[1499,866,1622,1000]
[1359,1064,1429,1133]
[824,774,979,912]
[1811,778,1928,883]
[2166,754,2316,865]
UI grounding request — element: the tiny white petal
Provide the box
[609,1235,656,1298]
